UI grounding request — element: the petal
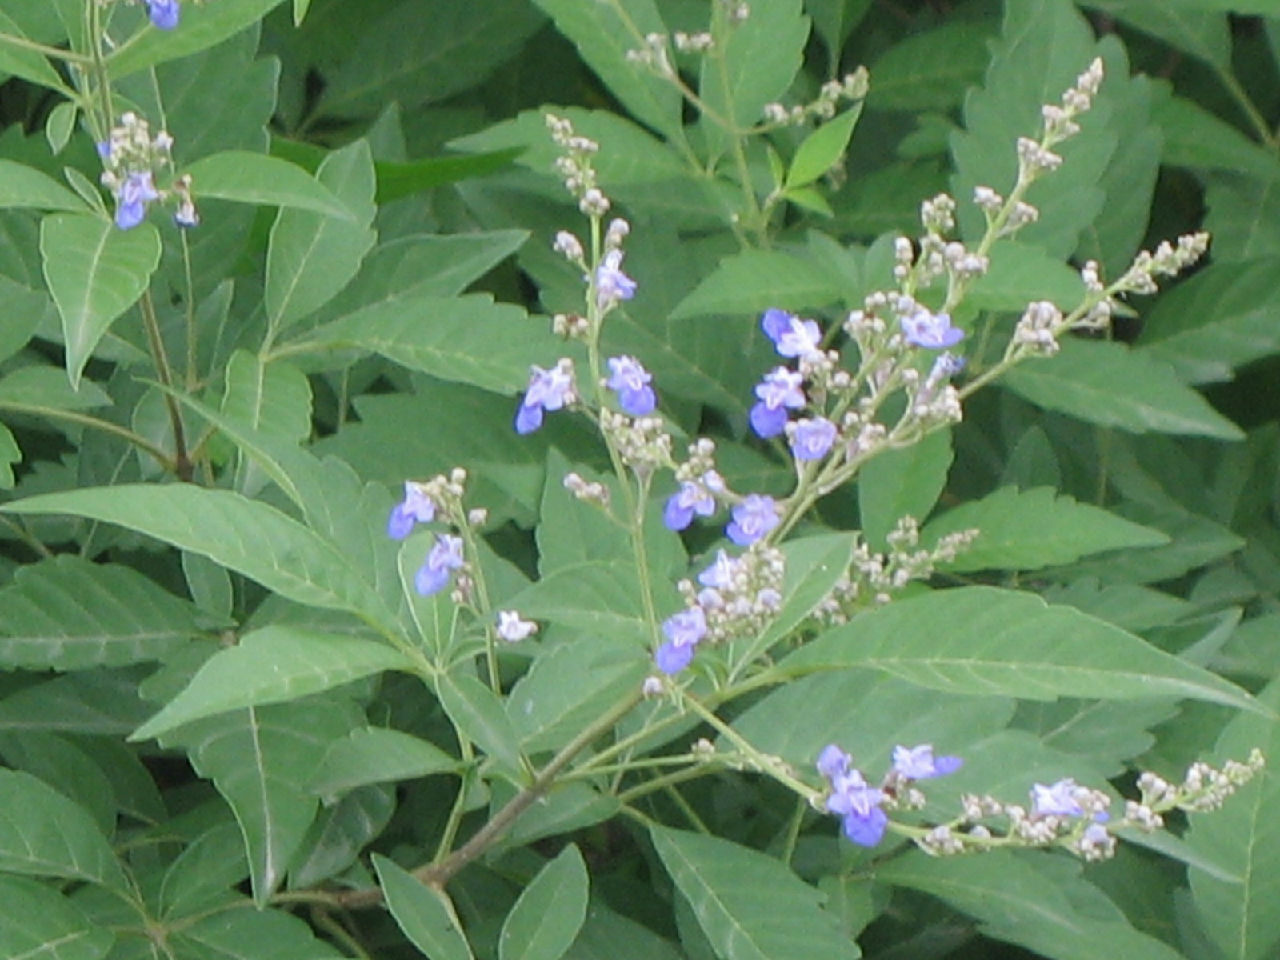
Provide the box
[655,640,695,674]
[842,807,888,847]
[514,400,544,435]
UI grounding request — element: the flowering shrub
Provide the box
[0,1,1276,959]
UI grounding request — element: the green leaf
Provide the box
[107,0,288,77]
[293,0,311,24]
[780,586,1264,713]
[309,727,459,797]
[294,292,559,394]
[2,484,402,637]
[1003,339,1244,440]
[0,875,113,960]
[509,561,651,647]
[183,151,353,219]
[529,0,683,145]
[290,784,394,889]
[966,240,1086,312]
[923,486,1168,572]
[732,670,1013,777]
[950,0,1114,257]
[170,699,360,904]
[265,139,377,331]
[221,351,313,448]
[1081,0,1230,70]
[672,249,843,318]
[0,422,17,487]
[0,365,110,411]
[500,845,589,960]
[375,854,476,960]
[1187,679,1280,960]
[868,18,996,112]
[507,638,648,754]
[787,107,863,189]
[1140,260,1280,384]
[0,671,154,737]
[132,626,411,741]
[0,769,127,892]
[0,11,73,93]
[159,821,249,917]
[1153,94,1280,181]
[805,0,872,72]
[39,213,161,388]
[436,672,525,775]
[0,554,199,669]
[171,902,343,958]
[699,0,809,156]
[858,429,953,550]
[651,826,858,960]
[1204,175,1280,262]
[0,160,85,213]
[877,849,1187,960]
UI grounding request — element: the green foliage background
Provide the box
[0,0,1279,958]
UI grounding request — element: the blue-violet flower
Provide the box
[606,355,656,415]
[750,367,806,438]
[414,534,465,597]
[1031,779,1084,817]
[145,0,180,29]
[901,308,964,349]
[664,478,718,531]
[892,744,963,780]
[790,417,837,461]
[387,481,436,540]
[818,746,888,847]
[515,361,575,434]
[655,605,707,674]
[761,308,822,359]
[115,171,159,230]
[595,249,636,312]
[726,494,779,546]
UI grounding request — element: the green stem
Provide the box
[179,222,198,391]
[0,515,54,559]
[0,403,175,470]
[1212,63,1277,151]
[139,291,192,481]
[0,30,89,65]
[332,689,644,908]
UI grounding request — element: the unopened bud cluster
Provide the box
[763,67,869,126]
[98,111,198,230]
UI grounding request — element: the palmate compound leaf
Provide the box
[922,485,1169,572]
[499,844,589,960]
[130,625,413,741]
[876,849,1186,960]
[779,586,1264,714]
[1187,679,1280,960]
[0,554,200,669]
[375,854,475,960]
[0,876,113,960]
[1,483,403,639]
[650,826,858,960]
[0,769,127,893]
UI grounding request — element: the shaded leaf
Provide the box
[500,845,589,960]
[858,428,952,551]
[0,875,113,960]
[375,854,475,960]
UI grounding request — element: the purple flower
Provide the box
[789,417,837,461]
[96,141,112,159]
[1031,779,1084,817]
[761,308,822,359]
[387,481,436,540]
[595,249,636,311]
[726,494,778,546]
[901,308,964,349]
[655,605,707,674]
[145,0,180,29]
[606,355,656,416]
[664,478,718,531]
[891,744,963,780]
[115,171,159,230]
[818,746,888,847]
[750,367,806,439]
[414,534,464,597]
[697,550,736,589]
[515,361,574,434]
[655,640,695,674]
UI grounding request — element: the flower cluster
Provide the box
[142,0,181,29]
[829,749,1266,862]
[815,518,979,623]
[762,68,869,126]
[817,743,962,847]
[386,469,479,601]
[98,111,197,230]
